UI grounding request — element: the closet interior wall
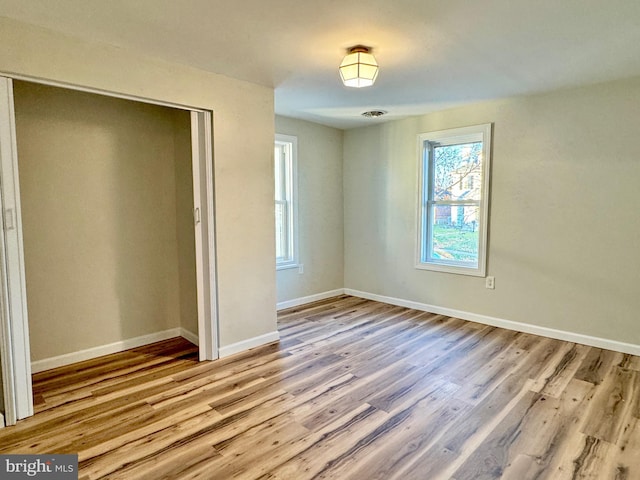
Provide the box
[12,81,197,363]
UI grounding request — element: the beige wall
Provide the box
[13,82,197,361]
[344,76,640,345]
[173,110,199,336]
[275,116,344,303]
[0,17,276,351]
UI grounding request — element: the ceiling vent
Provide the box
[361,110,387,118]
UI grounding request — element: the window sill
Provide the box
[276,263,299,271]
[415,261,485,277]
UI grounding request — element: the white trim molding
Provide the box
[219,331,280,358]
[0,76,33,423]
[1,71,207,113]
[277,289,346,311]
[344,288,640,357]
[191,110,218,362]
[180,328,200,346]
[31,329,188,374]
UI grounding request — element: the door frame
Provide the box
[191,111,219,361]
[0,74,218,425]
[0,77,32,425]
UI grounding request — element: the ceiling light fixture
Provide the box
[339,46,379,88]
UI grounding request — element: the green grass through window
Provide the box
[432,225,478,262]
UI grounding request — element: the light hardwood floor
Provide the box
[1,295,639,479]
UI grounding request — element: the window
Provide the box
[416,124,492,276]
[275,134,298,269]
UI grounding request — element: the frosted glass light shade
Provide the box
[339,47,379,88]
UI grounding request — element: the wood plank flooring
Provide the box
[1,295,640,479]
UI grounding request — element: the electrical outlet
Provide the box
[485,276,495,289]
[298,264,304,274]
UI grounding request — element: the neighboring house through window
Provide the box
[416,124,492,276]
[275,134,298,269]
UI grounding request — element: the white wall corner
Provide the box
[343,288,640,357]
[277,289,346,311]
[218,331,280,358]
[30,328,183,374]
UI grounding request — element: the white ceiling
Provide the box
[1,0,640,129]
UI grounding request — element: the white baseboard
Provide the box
[277,289,346,311]
[344,288,640,356]
[31,328,186,373]
[180,328,199,346]
[219,331,280,358]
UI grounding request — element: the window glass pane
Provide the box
[274,145,284,201]
[432,142,482,201]
[275,201,287,259]
[275,135,297,267]
[430,204,479,265]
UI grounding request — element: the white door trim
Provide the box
[0,77,33,425]
[191,111,218,360]
[0,71,208,114]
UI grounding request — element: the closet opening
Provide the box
[0,77,217,426]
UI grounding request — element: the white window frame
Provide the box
[275,134,298,270]
[416,123,492,277]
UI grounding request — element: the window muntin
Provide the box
[417,124,492,276]
[275,135,298,269]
